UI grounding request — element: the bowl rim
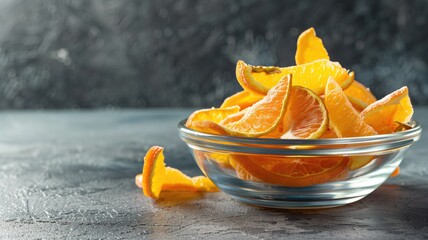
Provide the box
[178,118,422,145]
[178,119,421,155]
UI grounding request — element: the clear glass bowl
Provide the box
[178,120,422,209]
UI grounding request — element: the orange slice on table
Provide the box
[231,155,349,187]
[295,27,330,65]
[138,146,219,199]
[344,81,377,112]
[141,146,166,199]
[236,59,354,96]
[220,91,263,110]
[136,167,219,192]
[220,74,292,137]
[361,86,413,134]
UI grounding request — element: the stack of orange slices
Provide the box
[137,27,413,198]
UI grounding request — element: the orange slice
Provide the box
[139,146,219,199]
[281,86,328,139]
[219,109,247,125]
[324,77,378,137]
[348,156,374,170]
[262,86,328,139]
[231,155,349,187]
[391,167,400,177]
[295,27,330,65]
[344,81,377,111]
[136,168,219,192]
[186,106,240,126]
[187,120,229,135]
[360,87,413,134]
[220,91,263,110]
[220,74,292,137]
[186,106,240,135]
[236,59,354,96]
[319,130,338,138]
[142,146,166,199]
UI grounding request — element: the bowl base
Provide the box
[227,192,366,209]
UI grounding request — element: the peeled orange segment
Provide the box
[142,146,166,199]
[220,91,263,110]
[236,59,354,96]
[324,78,378,137]
[344,81,377,111]
[348,156,374,170]
[295,27,330,65]
[231,155,349,187]
[360,87,413,134]
[220,75,292,137]
[281,86,328,139]
[186,106,240,127]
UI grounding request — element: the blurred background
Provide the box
[0,0,427,109]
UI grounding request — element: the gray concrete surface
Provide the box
[0,108,427,239]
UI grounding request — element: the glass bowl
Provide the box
[178,119,422,209]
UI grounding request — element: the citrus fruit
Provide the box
[186,106,240,127]
[361,87,413,134]
[142,146,166,199]
[137,167,219,193]
[281,86,328,139]
[139,146,219,199]
[161,167,199,192]
[231,155,349,187]
[344,81,377,111]
[220,91,263,110]
[319,130,338,138]
[391,167,400,177]
[324,77,378,137]
[186,106,240,135]
[219,108,247,125]
[220,74,292,137]
[236,59,354,96]
[192,176,219,192]
[295,27,330,65]
[187,120,229,135]
[262,86,328,139]
[348,156,374,170]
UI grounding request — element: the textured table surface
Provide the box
[0,108,427,239]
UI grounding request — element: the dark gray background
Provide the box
[0,0,427,109]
